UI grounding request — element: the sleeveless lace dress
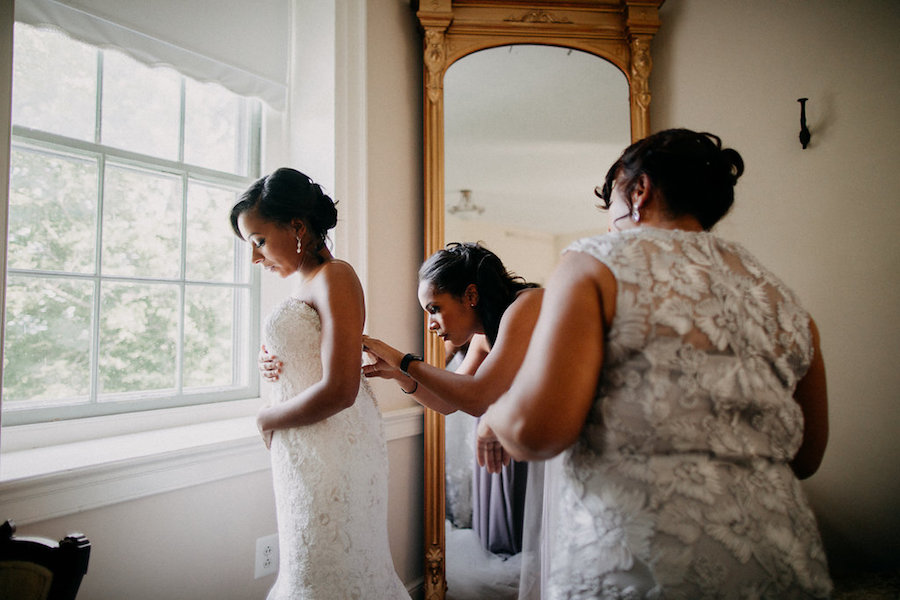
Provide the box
[545,229,832,600]
[263,298,408,600]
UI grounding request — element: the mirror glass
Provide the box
[441,44,630,599]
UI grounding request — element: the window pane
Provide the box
[185,180,248,282]
[98,282,178,395]
[8,145,99,273]
[102,163,182,278]
[184,286,246,389]
[101,50,181,160]
[184,80,247,175]
[2,276,93,405]
[11,24,97,141]
[5,24,262,424]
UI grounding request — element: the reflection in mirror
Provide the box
[445,45,630,286]
[441,45,630,599]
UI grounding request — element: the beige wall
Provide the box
[652,0,900,571]
[363,0,425,410]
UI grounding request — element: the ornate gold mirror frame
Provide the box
[414,2,664,597]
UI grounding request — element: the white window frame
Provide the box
[0,5,280,498]
[2,25,264,427]
[0,0,432,532]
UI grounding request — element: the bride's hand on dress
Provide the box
[258,344,282,382]
[257,411,274,449]
[476,419,511,474]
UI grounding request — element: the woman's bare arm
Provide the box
[257,261,365,433]
[363,289,543,416]
[480,252,613,461]
[790,318,829,479]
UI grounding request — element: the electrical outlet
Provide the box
[254,534,279,579]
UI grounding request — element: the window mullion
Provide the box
[89,48,104,406]
[90,153,105,405]
[94,49,103,144]
[175,77,188,397]
[177,173,188,396]
[178,78,186,164]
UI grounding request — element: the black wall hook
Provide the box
[798,98,811,149]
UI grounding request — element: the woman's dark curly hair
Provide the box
[418,242,538,347]
[595,129,745,231]
[230,168,338,251]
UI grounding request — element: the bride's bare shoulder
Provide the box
[320,258,357,277]
[312,259,363,301]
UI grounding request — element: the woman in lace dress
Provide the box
[478,129,833,599]
[360,243,541,557]
[230,168,407,599]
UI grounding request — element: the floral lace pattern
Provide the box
[547,229,832,600]
[263,299,407,599]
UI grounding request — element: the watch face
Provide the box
[401,353,422,374]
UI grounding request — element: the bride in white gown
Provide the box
[231,168,408,599]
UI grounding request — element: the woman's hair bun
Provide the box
[308,181,338,233]
[230,167,338,241]
[718,147,745,185]
[603,129,746,230]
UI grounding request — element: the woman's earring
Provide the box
[296,237,303,254]
[631,207,641,223]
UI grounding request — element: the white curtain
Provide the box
[14,0,288,109]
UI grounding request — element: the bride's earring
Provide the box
[631,206,641,223]
[296,236,303,254]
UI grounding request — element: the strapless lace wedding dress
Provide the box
[264,298,408,599]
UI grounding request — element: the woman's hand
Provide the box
[361,335,405,380]
[258,344,282,382]
[257,409,274,449]
[361,354,401,380]
[476,417,511,474]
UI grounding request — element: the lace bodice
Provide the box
[262,298,407,599]
[264,298,329,399]
[545,229,831,599]
[572,228,812,463]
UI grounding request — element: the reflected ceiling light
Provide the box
[447,189,484,216]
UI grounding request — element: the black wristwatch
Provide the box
[400,353,423,375]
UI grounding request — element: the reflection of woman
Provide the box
[231,168,407,599]
[362,242,541,556]
[479,130,833,598]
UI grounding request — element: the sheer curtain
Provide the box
[14,0,289,110]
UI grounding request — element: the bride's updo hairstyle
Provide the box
[230,167,338,249]
[598,128,745,231]
[419,242,538,347]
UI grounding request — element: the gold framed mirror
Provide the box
[415,2,664,598]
